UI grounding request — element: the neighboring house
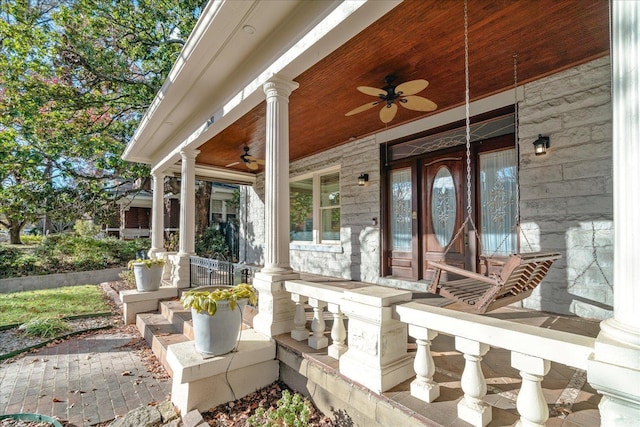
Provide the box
[122,1,640,424]
[103,181,238,242]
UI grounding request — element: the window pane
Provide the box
[320,173,340,207]
[390,168,412,251]
[321,207,340,241]
[290,178,313,241]
[431,166,456,248]
[479,149,517,255]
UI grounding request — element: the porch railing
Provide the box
[189,256,260,287]
[277,278,599,426]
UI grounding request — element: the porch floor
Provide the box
[275,294,601,427]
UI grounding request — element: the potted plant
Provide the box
[128,258,165,292]
[181,283,257,357]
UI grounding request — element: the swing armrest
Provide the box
[428,261,498,286]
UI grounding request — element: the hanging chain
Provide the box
[464,0,472,219]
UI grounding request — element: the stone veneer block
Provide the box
[120,286,178,324]
[167,329,278,413]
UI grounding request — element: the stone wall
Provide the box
[0,267,126,293]
[241,136,381,282]
[518,56,613,319]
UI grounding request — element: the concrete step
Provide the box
[136,311,191,377]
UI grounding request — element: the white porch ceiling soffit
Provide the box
[122,0,403,175]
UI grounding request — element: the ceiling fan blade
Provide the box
[345,101,380,116]
[225,161,241,168]
[357,86,386,97]
[395,79,429,96]
[246,161,259,171]
[379,103,398,124]
[400,95,437,112]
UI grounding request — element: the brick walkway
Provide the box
[0,329,171,426]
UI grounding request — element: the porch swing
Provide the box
[426,1,560,314]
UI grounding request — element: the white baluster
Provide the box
[290,293,309,341]
[455,337,491,427]
[408,325,440,402]
[327,303,347,359]
[512,352,550,427]
[308,298,328,349]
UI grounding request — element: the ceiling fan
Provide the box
[225,147,265,171]
[345,75,437,123]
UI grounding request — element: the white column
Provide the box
[290,293,309,341]
[252,76,300,337]
[327,303,347,360]
[587,2,640,424]
[308,298,328,349]
[456,337,491,427]
[512,352,550,427]
[149,170,165,258]
[262,76,298,273]
[409,325,440,403]
[172,149,199,288]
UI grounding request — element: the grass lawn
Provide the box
[0,285,112,326]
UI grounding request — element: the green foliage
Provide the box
[0,234,148,278]
[73,220,101,237]
[0,1,204,243]
[20,235,44,245]
[19,318,71,339]
[0,285,111,325]
[127,258,165,269]
[164,231,179,252]
[247,390,313,427]
[195,226,230,259]
[181,283,257,317]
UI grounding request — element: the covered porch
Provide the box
[122,0,640,425]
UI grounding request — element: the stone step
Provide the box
[136,312,191,377]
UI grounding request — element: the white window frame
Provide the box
[290,166,341,245]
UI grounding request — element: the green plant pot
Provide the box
[132,263,163,292]
[0,413,63,427]
[190,286,247,357]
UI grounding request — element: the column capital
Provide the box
[150,169,166,179]
[263,76,299,99]
[179,148,200,160]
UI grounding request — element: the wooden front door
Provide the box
[386,165,418,279]
[422,154,470,279]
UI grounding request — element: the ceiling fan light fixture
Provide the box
[346,75,437,123]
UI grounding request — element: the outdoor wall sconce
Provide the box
[358,173,369,186]
[533,134,550,156]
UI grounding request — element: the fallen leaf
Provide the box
[121,370,133,376]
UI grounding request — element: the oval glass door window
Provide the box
[431,166,456,248]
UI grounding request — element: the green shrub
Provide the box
[1,234,150,278]
[247,389,312,427]
[195,226,230,259]
[20,235,44,245]
[73,220,101,237]
[19,318,71,339]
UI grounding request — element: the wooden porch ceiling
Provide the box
[196,0,609,173]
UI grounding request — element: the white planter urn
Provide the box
[131,262,164,292]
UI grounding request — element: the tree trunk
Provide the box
[195,181,211,237]
[9,222,23,244]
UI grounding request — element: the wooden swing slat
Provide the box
[427,252,561,314]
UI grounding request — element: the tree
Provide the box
[0,0,204,243]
